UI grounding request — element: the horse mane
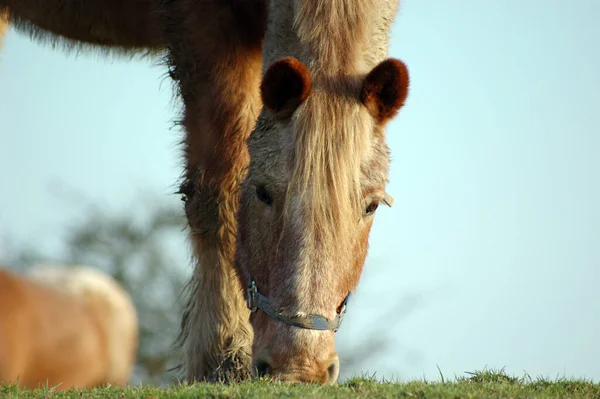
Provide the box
[293,0,377,74]
[288,82,371,248]
[284,0,384,247]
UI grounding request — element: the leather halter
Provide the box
[246,280,350,332]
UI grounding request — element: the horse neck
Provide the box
[263,0,400,77]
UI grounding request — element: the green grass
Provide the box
[2,369,599,398]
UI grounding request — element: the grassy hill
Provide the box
[3,369,599,398]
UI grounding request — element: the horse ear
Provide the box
[261,57,312,118]
[360,58,409,124]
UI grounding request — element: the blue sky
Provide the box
[1,0,599,382]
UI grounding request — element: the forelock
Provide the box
[283,78,374,249]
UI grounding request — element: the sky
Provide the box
[1,0,599,383]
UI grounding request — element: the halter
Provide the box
[246,280,350,332]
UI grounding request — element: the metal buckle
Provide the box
[338,293,350,316]
[247,280,258,312]
[333,293,351,332]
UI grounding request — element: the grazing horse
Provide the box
[239,0,408,383]
[165,0,408,384]
[0,265,138,390]
[1,0,410,384]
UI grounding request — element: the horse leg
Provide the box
[0,0,162,52]
[160,0,266,382]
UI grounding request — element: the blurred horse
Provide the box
[0,264,138,390]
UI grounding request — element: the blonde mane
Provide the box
[288,81,372,248]
[284,0,394,247]
[293,0,376,74]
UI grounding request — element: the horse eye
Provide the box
[181,193,188,203]
[365,201,379,216]
[255,185,273,206]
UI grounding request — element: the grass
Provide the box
[2,369,599,398]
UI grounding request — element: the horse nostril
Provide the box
[255,359,272,378]
[325,356,340,384]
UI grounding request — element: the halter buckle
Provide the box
[247,280,258,313]
[333,293,351,332]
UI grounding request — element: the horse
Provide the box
[164,0,409,384]
[0,264,138,390]
[1,0,410,384]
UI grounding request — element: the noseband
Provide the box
[246,280,350,332]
